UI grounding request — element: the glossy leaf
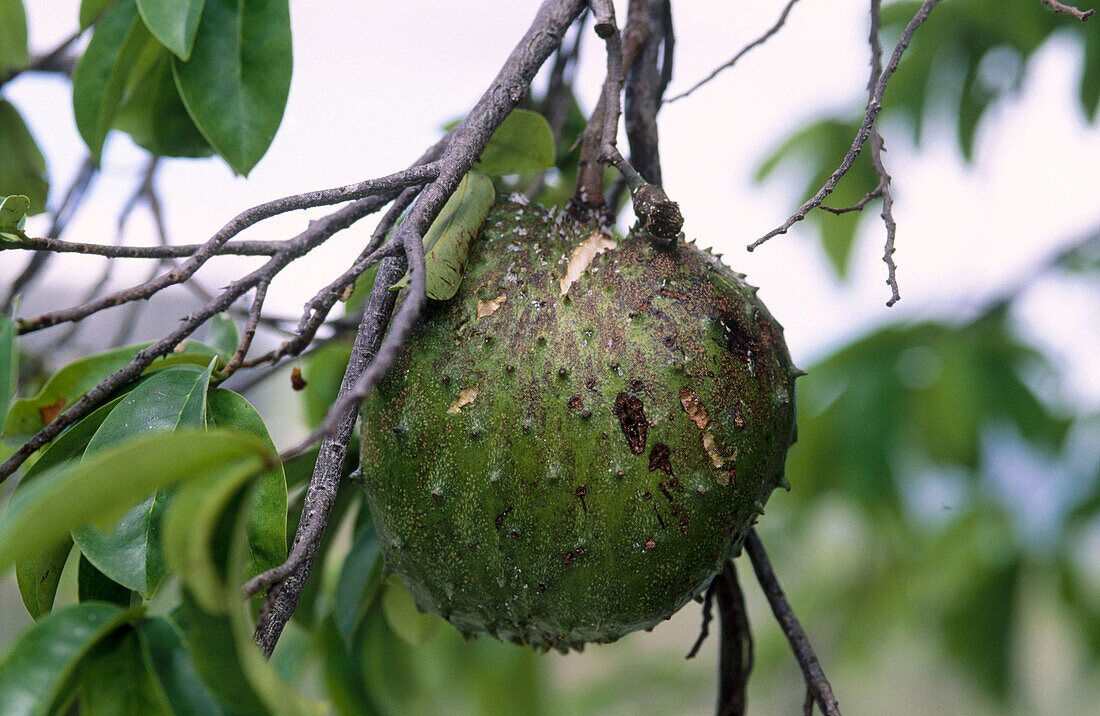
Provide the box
[333,516,383,643]
[0,314,15,427]
[77,626,172,714]
[136,617,229,716]
[0,0,28,73]
[162,450,268,612]
[77,553,133,606]
[3,341,220,441]
[0,430,270,576]
[172,0,292,175]
[390,170,495,299]
[0,103,48,215]
[475,108,556,176]
[206,313,239,359]
[176,593,268,713]
[135,0,205,59]
[14,396,122,619]
[317,615,378,716]
[381,574,441,647]
[79,0,116,29]
[205,388,287,579]
[72,0,152,159]
[0,603,137,716]
[224,494,326,716]
[73,363,213,596]
[114,46,215,157]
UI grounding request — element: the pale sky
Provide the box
[7,0,1100,411]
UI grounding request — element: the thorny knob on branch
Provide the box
[632,182,683,246]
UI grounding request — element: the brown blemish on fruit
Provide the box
[477,294,506,318]
[575,485,588,513]
[585,378,598,391]
[733,407,746,430]
[653,504,666,528]
[658,482,674,502]
[39,397,66,425]
[645,538,657,550]
[613,392,648,454]
[447,386,479,414]
[679,386,709,430]
[649,443,673,475]
[567,396,584,411]
[702,431,725,469]
[659,287,689,301]
[559,231,617,296]
[494,507,513,528]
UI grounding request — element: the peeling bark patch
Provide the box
[613,392,648,454]
[559,231,617,296]
[702,431,725,468]
[649,443,672,475]
[477,293,506,318]
[447,386,479,414]
[678,386,709,430]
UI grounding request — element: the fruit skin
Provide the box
[359,200,798,652]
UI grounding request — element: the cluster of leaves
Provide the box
[0,0,292,216]
[756,0,1100,278]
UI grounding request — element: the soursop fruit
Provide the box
[359,200,799,651]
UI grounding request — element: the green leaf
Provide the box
[475,108,556,176]
[333,516,383,643]
[77,553,133,606]
[136,616,229,716]
[0,314,15,427]
[114,45,215,157]
[14,396,123,619]
[72,363,214,596]
[0,603,138,716]
[205,388,287,579]
[390,170,495,300]
[3,341,221,441]
[206,312,239,359]
[0,430,270,576]
[224,492,325,716]
[161,448,269,612]
[72,0,153,159]
[0,194,31,241]
[380,574,441,647]
[77,626,172,715]
[135,0,205,59]
[171,0,292,175]
[0,0,28,73]
[176,593,267,712]
[0,103,47,215]
[317,615,379,716]
[80,0,117,29]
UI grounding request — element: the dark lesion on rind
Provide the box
[649,442,672,474]
[613,391,648,454]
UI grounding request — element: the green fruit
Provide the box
[359,200,798,652]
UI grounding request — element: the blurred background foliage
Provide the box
[2,0,1100,713]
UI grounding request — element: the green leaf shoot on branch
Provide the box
[0,103,49,215]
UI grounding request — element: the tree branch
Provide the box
[748,0,943,253]
[1039,0,1095,20]
[715,559,753,716]
[745,530,840,716]
[251,256,406,655]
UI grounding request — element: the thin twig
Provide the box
[745,530,840,716]
[7,236,285,259]
[623,0,668,187]
[686,581,716,659]
[1038,0,1095,20]
[14,163,440,334]
[865,0,901,307]
[225,279,271,374]
[716,559,752,716]
[667,0,802,103]
[749,0,943,252]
